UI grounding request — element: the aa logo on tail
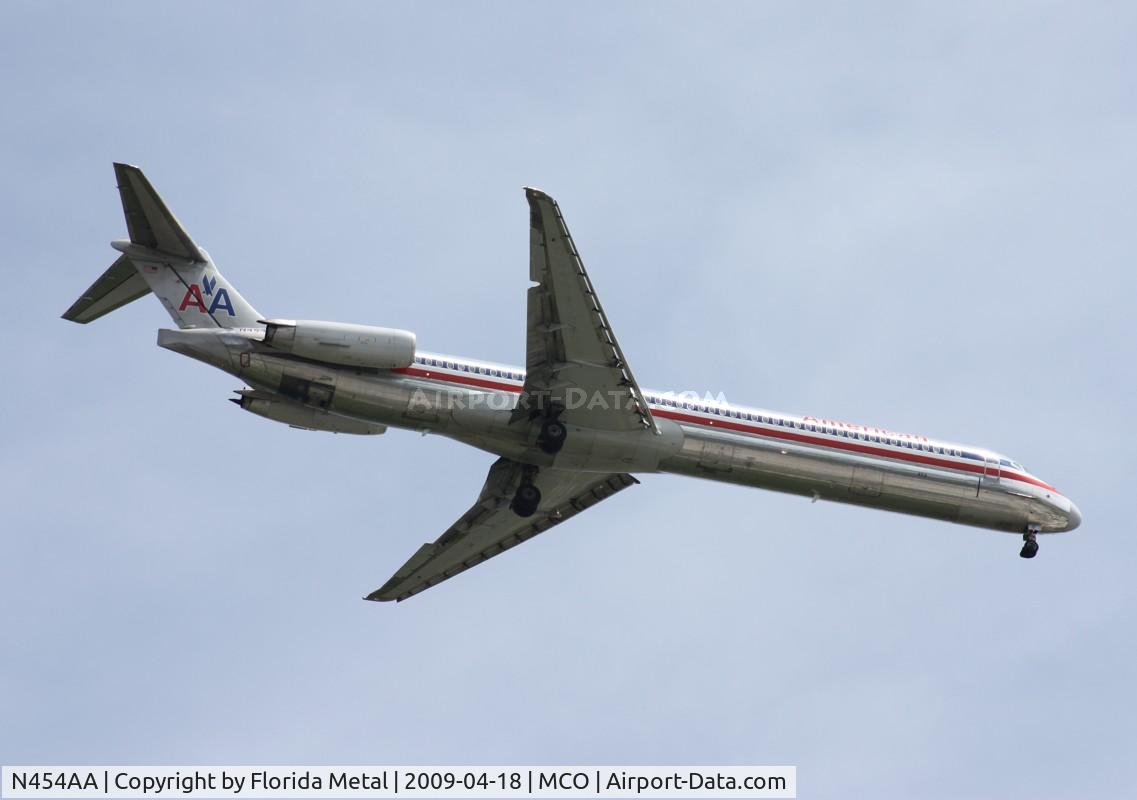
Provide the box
[179,274,235,316]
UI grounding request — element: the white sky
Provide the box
[2,3,1135,797]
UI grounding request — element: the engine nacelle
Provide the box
[260,319,416,369]
[232,390,387,435]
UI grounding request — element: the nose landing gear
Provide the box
[1019,526,1040,559]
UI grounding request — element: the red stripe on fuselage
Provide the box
[393,365,521,393]
[391,365,1059,493]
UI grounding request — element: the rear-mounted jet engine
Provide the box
[261,319,416,369]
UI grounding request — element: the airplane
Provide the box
[63,164,1082,602]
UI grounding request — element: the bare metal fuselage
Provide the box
[161,327,1081,538]
[67,165,1081,600]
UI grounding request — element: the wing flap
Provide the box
[368,460,637,602]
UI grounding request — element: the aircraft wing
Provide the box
[516,188,656,432]
[367,458,637,602]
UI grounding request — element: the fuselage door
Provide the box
[850,465,885,497]
[983,457,1001,482]
[698,439,735,473]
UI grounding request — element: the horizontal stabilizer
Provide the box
[61,255,151,324]
[114,162,205,262]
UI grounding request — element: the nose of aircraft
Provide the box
[1065,500,1082,532]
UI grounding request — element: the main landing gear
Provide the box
[537,418,567,454]
[511,468,542,518]
[1020,526,1040,559]
[512,417,564,518]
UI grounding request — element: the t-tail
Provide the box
[62,163,260,329]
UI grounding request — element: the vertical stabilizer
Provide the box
[114,162,205,262]
[62,164,261,329]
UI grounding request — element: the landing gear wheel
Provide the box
[511,483,541,518]
[1020,530,1039,559]
[538,419,567,454]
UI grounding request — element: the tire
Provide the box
[512,484,541,517]
[538,420,567,454]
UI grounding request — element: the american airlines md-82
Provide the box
[64,164,1081,601]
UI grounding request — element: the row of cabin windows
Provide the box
[644,395,976,459]
[416,356,523,382]
[408,365,1002,466]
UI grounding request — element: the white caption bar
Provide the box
[2,767,795,799]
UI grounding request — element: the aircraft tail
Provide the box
[62,163,261,329]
